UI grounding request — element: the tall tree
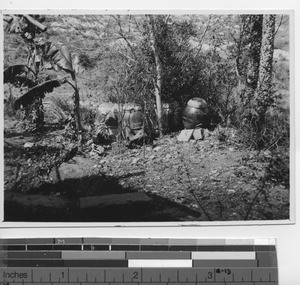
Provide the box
[236,15,263,106]
[256,14,276,121]
[246,15,263,90]
[147,15,164,136]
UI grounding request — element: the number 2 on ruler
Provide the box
[133,271,139,279]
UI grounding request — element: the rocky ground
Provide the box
[4,119,289,222]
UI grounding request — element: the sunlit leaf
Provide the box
[46,43,75,79]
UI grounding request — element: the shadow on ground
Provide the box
[4,172,202,222]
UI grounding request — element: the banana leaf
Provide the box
[3,15,13,23]
[6,15,27,33]
[14,79,65,110]
[46,43,75,80]
[4,64,36,83]
[5,14,46,35]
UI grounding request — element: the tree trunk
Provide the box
[148,15,164,136]
[237,15,263,106]
[73,77,82,143]
[246,15,263,90]
[256,14,276,116]
[235,15,263,124]
[254,14,276,148]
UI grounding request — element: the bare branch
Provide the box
[194,15,211,58]
[274,15,288,36]
[112,15,138,61]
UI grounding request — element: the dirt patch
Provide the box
[96,132,289,221]
[4,121,289,222]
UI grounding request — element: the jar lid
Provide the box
[124,104,142,111]
[187,98,207,109]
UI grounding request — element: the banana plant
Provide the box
[36,39,82,133]
[4,14,82,137]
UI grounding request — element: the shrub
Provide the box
[79,53,96,69]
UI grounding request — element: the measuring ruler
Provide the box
[0,238,278,284]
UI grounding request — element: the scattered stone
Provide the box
[237,166,246,170]
[93,145,105,155]
[229,147,235,151]
[204,129,211,137]
[154,146,164,152]
[89,151,96,157]
[165,154,172,160]
[177,129,194,142]
[132,157,141,164]
[23,142,34,148]
[227,189,236,194]
[99,159,108,164]
[263,150,272,158]
[193,128,204,140]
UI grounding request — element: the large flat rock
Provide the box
[49,156,98,183]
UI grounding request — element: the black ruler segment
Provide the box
[6,259,64,267]
[83,245,110,251]
[1,245,26,251]
[141,245,170,251]
[223,245,254,251]
[0,238,278,284]
[169,245,198,251]
[63,260,128,267]
[52,245,82,251]
[27,245,53,251]
[7,251,61,259]
[255,245,276,251]
[111,245,140,251]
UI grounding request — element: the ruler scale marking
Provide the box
[0,238,278,284]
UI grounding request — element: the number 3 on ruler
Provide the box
[208,271,213,279]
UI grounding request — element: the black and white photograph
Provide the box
[2,12,291,223]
